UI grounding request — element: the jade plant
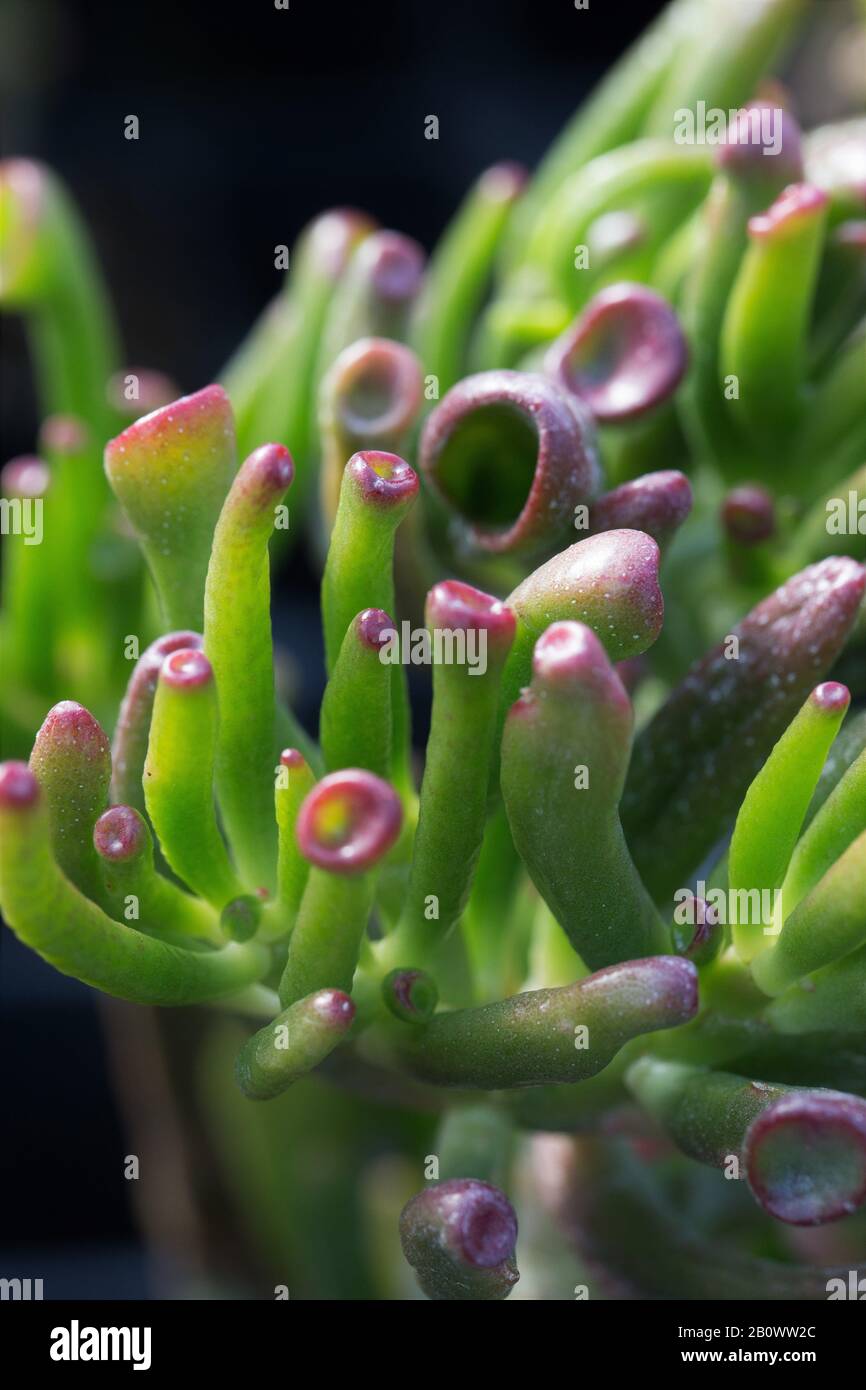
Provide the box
[2,0,866,1300]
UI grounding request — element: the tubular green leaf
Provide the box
[231,208,375,486]
[318,339,422,529]
[412,163,525,399]
[260,748,316,942]
[751,831,866,996]
[204,442,294,891]
[767,943,866,1035]
[626,1056,789,1168]
[104,386,236,630]
[502,622,668,970]
[320,608,392,777]
[315,230,424,412]
[622,558,866,902]
[0,159,119,445]
[720,184,828,446]
[729,682,850,961]
[498,0,697,273]
[400,1179,519,1301]
[0,764,267,1004]
[143,648,243,908]
[783,747,866,916]
[279,868,376,1007]
[235,988,356,1100]
[627,1055,866,1226]
[380,582,516,969]
[111,630,202,813]
[278,770,402,1006]
[321,451,419,672]
[94,804,224,947]
[491,528,663,793]
[643,0,807,138]
[321,451,419,792]
[29,700,111,902]
[397,956,697,1089]
[524,141,711,302]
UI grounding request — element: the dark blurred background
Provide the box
[0,0,667,1298]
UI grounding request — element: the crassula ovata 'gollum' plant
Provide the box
[2,0,866,1301]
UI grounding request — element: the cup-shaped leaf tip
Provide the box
[332,341,423,444]
[296,769,402,874]
[161,647,214,690]
[745,1091,866,1225]
[382,967,439,1023]
[420,368,600,555]
[401,1178,518,1269]
[545,283,687,424]
[345,448,419,508]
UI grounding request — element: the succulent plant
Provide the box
[2,0,865,1301]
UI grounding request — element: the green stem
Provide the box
[38,415,112,691]
[279,868,376,1007]
[435,1104,514,1186]
[791,324,866,496]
